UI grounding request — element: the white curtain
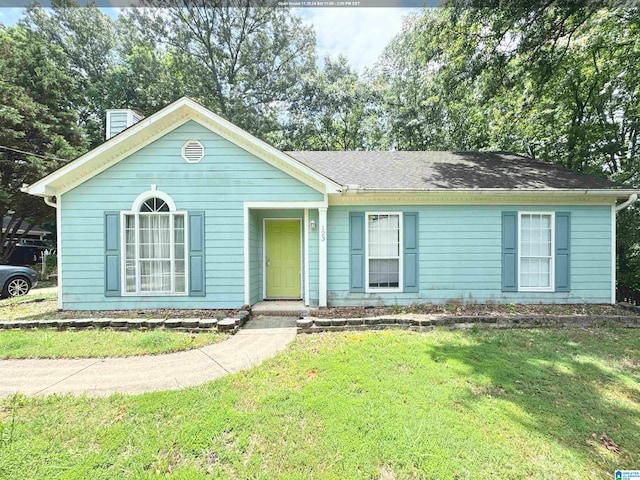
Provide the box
[368,214,400,288]
[140,214,171,292]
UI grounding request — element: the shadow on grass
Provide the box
[428,328,640,474]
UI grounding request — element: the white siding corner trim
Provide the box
[611,204,616,305]
[304,208,310,307]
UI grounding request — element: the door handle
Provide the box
[266,258,270,267]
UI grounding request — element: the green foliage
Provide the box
[279,55,382,150]
[0,23,86,263]
[123,0,316,140]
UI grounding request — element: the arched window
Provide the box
[123,191,187,295]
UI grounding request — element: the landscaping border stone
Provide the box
[296,314,640,334]
[0,310,251,333]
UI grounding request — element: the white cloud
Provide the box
[295,7,414,72]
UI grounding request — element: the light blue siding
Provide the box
[61,120,323,309]
[327,205,612,306]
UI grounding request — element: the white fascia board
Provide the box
[25,97,341,198]
[341,188,640,197]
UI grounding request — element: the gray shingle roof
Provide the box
[285,151,622,190]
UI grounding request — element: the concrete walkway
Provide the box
[0,321,297,397]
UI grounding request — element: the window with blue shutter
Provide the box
[349,212,365,292]
[104,211,121,296]
[403,212,419,292]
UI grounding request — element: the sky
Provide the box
[0,7,413,72]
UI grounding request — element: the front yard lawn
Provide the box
[0,289,235,321]
[1,328,638,479]
[0,329,225,359]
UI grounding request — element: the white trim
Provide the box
[304,208,310,307]
[341,187,640,196]
[262,218,303,300]
[364,212,404,294]
[318,207,328,307]
[244,206,250,306]
[27,97,340,197]
[612,204,616,305]
[56,194,63,309]
[119,209,189,296]
[105,112,111,142]
[181,140,205,163]
[244,201,328,209]
[517,211,555,293]
[330,191,638,206]
[131,189,177,212]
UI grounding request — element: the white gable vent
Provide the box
[182,140,205,163]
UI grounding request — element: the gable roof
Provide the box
[25,97,341,197]
[286,151,629,192]
[24,97,636,201]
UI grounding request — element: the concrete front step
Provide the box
[251,301,310,317]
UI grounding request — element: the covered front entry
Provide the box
[245,204,326,308]
[265,219,301,299]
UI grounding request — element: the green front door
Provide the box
[265,220,301,299]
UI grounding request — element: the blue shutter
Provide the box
[189,211,206,296]
[502,211,518,292]
[403,212,419,293]
[104,211,121,296]
[349,212,365,292]
[555,212,571,292]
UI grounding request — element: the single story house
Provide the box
[25,97,638,310]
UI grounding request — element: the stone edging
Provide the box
[0,310,250,333]
[296,314,640,333]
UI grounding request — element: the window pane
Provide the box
[369,259,399,288]
[175,275,186,293]
[140,260,172,292]
[125,260,136,293]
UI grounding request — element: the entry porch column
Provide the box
[319,206,327,308]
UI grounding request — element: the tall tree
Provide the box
[280,55,381,150]
[0,25,86,263]
[24,0,120,146]
[125,0,316,139]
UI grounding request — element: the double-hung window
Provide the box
[366,213,402,291]
[519,212,554,291]
[123,196,187,295]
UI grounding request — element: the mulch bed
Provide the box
[52,308,240,320]
[310,303,637,319]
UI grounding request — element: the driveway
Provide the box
[0,321,297,397]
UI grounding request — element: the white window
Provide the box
[519,212,554,292]
[122,194,187,295]
[366,212,403,292]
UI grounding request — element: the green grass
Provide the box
[0,289,233,321]
[1,328,638,479]
[0,329,225,359]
